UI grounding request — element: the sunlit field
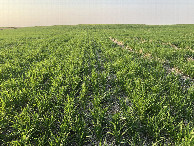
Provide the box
[0,25,193,145]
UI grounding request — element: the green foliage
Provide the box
[0,24,193,145]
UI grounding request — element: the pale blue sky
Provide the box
[0,0,194,27]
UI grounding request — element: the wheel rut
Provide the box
[110,36,194,82]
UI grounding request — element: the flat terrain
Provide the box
[0,25,193,145]
[0,27,18,30]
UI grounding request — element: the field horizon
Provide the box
[1,23,193,28]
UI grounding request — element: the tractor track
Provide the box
[109,37,194,82]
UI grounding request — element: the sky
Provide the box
[0,0,194,27]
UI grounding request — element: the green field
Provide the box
[0,25,193,145]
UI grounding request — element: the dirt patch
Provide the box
[144,53,152,58]
[187,57,194,62]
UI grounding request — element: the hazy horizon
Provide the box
[1,0,194,27]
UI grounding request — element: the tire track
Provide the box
[109,37,193,82]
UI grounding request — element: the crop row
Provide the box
[0,25,193,145]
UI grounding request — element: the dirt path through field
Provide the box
[110,36,193,82]
[163,42,194,53]
[134,37,194,53]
